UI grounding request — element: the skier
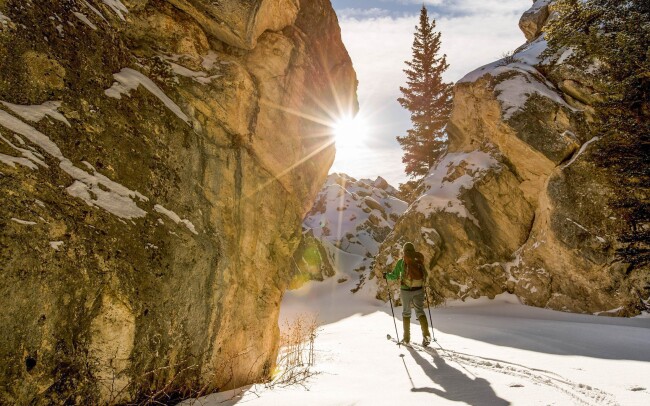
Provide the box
[384,242,432,346]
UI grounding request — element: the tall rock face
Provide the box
[0,0,356,403]
[374,0,648,316]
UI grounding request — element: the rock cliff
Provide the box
[0,0,356,403]
[374,0,649,316]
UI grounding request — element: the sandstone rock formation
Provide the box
[0,0,356,403]
[292,174,407,289]
[374,0,649,316]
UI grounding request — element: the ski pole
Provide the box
[424,287,435,342]
[385,274,401,347]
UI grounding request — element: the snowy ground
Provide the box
[184,249,650,406]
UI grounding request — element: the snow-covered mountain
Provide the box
[292,173,407,287]
[304,173,407,257]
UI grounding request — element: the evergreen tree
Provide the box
[397,6,453,178]
[396,179,420,205]
[546,0,649,269]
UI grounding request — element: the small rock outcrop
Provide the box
[519,0,550,41]
[374,0,648,316]
[0,0,356,403]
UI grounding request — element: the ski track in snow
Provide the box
[403,341,619,406]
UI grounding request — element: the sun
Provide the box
[332,114,368,148]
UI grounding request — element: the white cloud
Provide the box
[378,0,444,5]
[384,0,529,16]
[330,2,530,186]
[337,8,393,19]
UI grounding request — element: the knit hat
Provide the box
[402,242,415,254]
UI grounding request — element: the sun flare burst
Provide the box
[332,114,368,149]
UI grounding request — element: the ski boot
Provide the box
[401,317,410,345]
[419,315,432,347]
[422,335,431,347]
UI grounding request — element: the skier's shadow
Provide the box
[407,347,510,406]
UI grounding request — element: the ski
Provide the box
[387,334,439,357]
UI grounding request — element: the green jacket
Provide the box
[386,258,423,289]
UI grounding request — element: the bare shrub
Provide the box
[113,356,204,405]
[268,314,319,388]
[111,315,320,404]
[497,50,519,66]
[121,345,269,405]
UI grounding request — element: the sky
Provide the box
[328,0,533,187]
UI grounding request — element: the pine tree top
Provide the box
[397,6,453,178]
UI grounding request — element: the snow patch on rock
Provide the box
[421,227,439,246]
[413,151,500,225]
[0,153,36,169]
[0,108,149,219]
[458,36,578,120]
[66,179,146,219]
[556,48,575,65]
[73,12,98,30]
[563,136,600,168]
[11,218,37,225]
[0,133,42,170]
[154,204,198,235]
[105,68,190,124]
[101,0,128,21]
[1,101,71,127]
[495,68,577,120]
[168,61,222,84]
[50,241,64,250]
[0,108,66,159]
[83,0,108,22]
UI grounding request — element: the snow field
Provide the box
[187,244,650,406]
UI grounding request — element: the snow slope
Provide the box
[185,244,650,406]
[296,173,408,286]
[303,173,407,258]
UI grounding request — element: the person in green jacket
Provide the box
[384,242,431,346]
